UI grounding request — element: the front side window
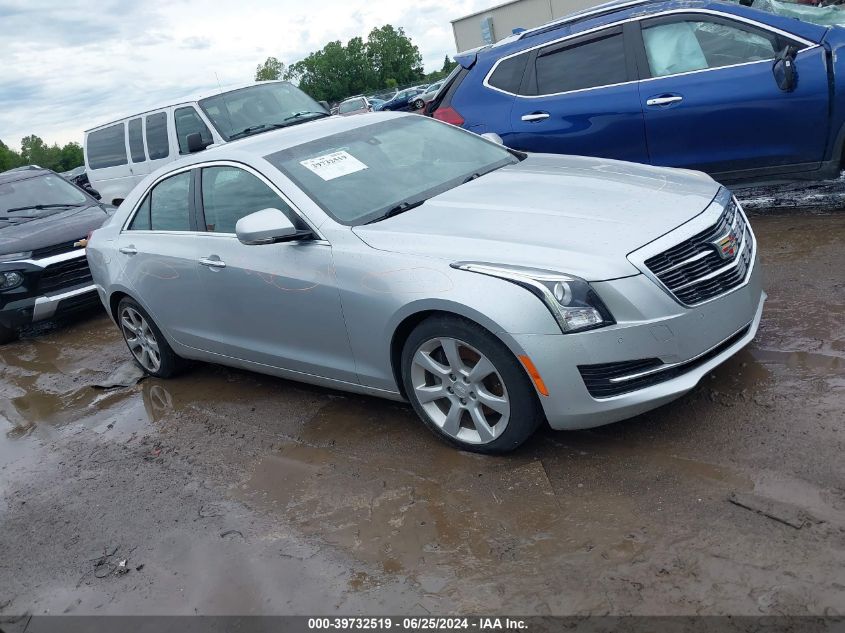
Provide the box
[87,123,127,169]
[128,118,146,163]
[130,171,191,231]
[201,166,296,233]
[642,18,780,78]
[145,112,170,160]
[535,31,627,94]
[339,98,365,114]
[266,116,517,225]
[175,107,213,154]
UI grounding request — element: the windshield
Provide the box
[199,82,328,141]
[266,116,517,226]
[0,173,88,216]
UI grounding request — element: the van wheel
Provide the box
[117,297,184,378]
[0,323,17,345]
[401,315,544,454]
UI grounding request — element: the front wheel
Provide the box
[412,99,424,110]
[401,316,544,454]
[117,297,184,378]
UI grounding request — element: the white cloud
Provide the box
[0,0,489,149]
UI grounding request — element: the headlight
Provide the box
[0,271,25,291]
[452,262,615,333]
[0,251,31,263]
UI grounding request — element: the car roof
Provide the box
[0,165,53,184]
[474,0,825,62]
[85,80,295,133]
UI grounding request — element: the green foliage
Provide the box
[281,24,427,103]
[0,136,85,174]
[255,56,284,81]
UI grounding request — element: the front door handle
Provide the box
[646,95,683,107]
[118,246,137,255]
[198,257,226,269]
[521,112,550,122]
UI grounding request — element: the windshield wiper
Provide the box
[365,200,426,225]
[284,111,329,122]
[6,203,84,213]
[228,122,288,140]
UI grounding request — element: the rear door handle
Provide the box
[198,257,226,269]
[646,95,683,107]
[118,246,137,255]
[521,112,550,122]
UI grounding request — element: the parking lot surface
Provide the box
[1,210,843,616]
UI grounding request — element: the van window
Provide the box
[150,171,191,231]
[535,31,627,94]
[145,112,170,160]
[128,118,146,163]
[175,107,213,154]
[201,166,296,233]
[87,123,127,169]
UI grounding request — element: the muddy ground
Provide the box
[0,199,844,616]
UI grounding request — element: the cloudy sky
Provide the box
[0,0,490,149]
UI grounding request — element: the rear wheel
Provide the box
[117,297,184,378]
[0,323,17,345]
[401,316,544,453]
[412,98,424,110]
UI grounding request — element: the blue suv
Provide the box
[431,0,845,184]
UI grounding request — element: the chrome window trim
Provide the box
[482,8,816,99]
[121,159,326,241]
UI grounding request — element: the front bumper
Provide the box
[0,283,100,328]
[512,250,765,430]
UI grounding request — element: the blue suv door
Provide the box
[505,24,650,164]
[634,12,829,176]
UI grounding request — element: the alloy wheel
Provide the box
[119,306,162,373]
[410,337,510,445]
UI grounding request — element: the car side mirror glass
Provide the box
[235,208,310,245]
[773,47,798,92]
[186,132,211,153]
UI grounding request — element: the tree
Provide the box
[0,140,22,172]
[440,54,456,75]
[277,24,424,103]
[255,56,284,81]
[57,142,83,172]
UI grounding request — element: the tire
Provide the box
[0,323,17,345]
[116,297,185,378]
[413,99,424,110]
[401,315,544,454]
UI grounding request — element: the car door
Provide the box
[506,24,650,164]
[126,117,150,186]
[633,12,829,175]
[115,168,207,348]
[191,163,358,383]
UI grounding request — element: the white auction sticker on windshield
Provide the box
[300,150,367,181]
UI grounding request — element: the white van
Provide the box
[84,80,329,205]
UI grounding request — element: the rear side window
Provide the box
[149,171,191,231]
[201,166,296,233]
[128,118,146,163]
[488,52,529,93]
[87,124,127,169]
[145,112,170,160]
[535,31,627,94]
[339,98,365,114]
[175,107,213,154]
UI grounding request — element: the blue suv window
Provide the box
[535,31,627,94]
[488,52,530,93]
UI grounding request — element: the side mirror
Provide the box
[773,46,798,92]
[318,100,330,112]
[186,132,211,153]
[480,132,504,145]
[235,208,311,245]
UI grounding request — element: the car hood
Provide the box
[352,154,721,281]
[0,204,110,257]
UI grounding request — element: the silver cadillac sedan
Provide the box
[87,112,765,453]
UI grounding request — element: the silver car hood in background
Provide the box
[353,154,721,281]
